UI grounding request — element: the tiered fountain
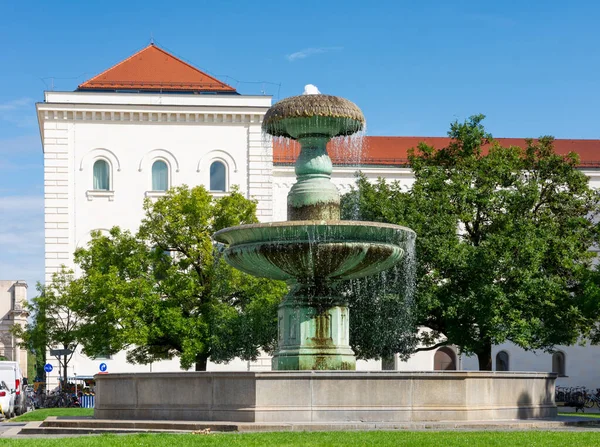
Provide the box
[94,89,557,425]
[214,90,414,371]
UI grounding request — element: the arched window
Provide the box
[210,161,226,192]
[434,347,456,371]
[496,351,509,371]
[152,160,169,191]
[93,159,110,190]
[552,352,566,377]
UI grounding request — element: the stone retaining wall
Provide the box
[95,371,557,422]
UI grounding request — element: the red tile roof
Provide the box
[78,44,236,93]
[273,137,600,168]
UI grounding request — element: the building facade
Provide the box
[0,280,28,375]
[37,44,600,388]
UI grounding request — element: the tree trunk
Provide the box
[195,355,208,371]
[476,340,493,371]
[62,355,68,391]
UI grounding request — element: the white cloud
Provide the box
[0,98,36,127]
[0,135,41,155]
[0,160,41,171]
[0,195,43,212]
[0,97,32,111]
[0,194,44,253]
[286,47,343,62]
[0,194,44,295]
[0,229,44,254]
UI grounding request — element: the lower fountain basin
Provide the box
[94,371,557,422]
[213,221,415,282]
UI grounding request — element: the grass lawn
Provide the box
[10,408,94,422]
[559,411,600,418]
[1,432,600,446]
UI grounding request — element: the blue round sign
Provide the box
[99,363,108,372]
[44,363,53,373]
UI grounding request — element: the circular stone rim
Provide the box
[214,220,416,245]
[262,94,365,136]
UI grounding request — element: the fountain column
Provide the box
[287,135,340,221]
[273,132,355,370]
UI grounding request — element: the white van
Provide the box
[0,362,26,415]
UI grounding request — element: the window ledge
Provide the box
[145,191,167,198]
[87,190,115,201]
[210,191,228,198]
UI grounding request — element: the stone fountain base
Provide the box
[94,371,556,422]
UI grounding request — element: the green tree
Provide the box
[342,115,600,370]
[12,271,85,388]
[74,185,287,371]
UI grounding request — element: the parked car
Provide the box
[0,362,26,415]
[0,381,15,419]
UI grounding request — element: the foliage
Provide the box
[74,185,287,371]
[342,115,600,369]
[2,431,600,447]
[11,271,86,388]
[27,351,39,382]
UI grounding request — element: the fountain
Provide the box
[93,89,557,425]
[214,91,414,371]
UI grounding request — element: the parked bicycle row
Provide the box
[25,386,81,409]
[555,386,600,409]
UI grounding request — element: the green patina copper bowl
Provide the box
[262,94,365,139]
[214,221,414,283]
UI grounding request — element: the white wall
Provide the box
[39,93,273,284]
[491,342,600,389]
[39,92,274,380]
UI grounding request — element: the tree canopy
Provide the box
[342,115,600,369]
[74,185,287,371]
[12,270,85,388]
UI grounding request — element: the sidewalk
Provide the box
[2,415,600,438]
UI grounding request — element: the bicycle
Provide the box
[584,388,600,409]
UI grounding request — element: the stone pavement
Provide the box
[1,415,600,438]
[0,422,26,437]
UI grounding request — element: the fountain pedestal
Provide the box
[273,289,355,370]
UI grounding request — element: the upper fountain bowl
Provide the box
[262,94,365,140]
[214,221,414,283]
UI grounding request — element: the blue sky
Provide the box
[1,0,600,294]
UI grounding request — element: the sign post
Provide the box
[49,349,73,392]
[44,364,53,395]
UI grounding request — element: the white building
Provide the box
[37,44,600,388]
[0,280,28,375]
